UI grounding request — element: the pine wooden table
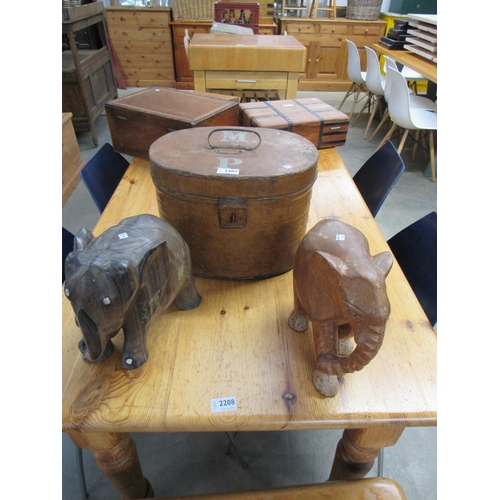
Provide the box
[372,43,437,83]
[62,149,437,499]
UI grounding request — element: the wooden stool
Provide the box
[310,0,337,18]
[153,478,407,499]
[281,0,309,17]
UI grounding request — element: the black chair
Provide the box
[79,142,130,214]
[62,227,75,284]
[353,141,405,217]
[387,211,437,326]
[62,228,89,499]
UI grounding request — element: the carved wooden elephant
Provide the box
[64,214,202,370]
[288,219,393,397]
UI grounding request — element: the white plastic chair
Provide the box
[337,39,370,119]
[375,67,437,182]
[184,29,190,57]
[400,64,428,94]
[368,57,435,142]
[361,46,386,139]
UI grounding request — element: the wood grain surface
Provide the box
[372,43,437,83]
[62,149,436,436]
[188,34,306,72]
[162,477,407,500]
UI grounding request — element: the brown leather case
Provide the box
[105,88,240,160]
[239,98,349,149]
[149,126,318,279]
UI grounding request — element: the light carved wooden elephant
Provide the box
[288,219,393,396]
[64,214,202,369]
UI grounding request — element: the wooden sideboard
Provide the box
[172,21,276,89]
[278,17,386,91]
[106,7,176,87]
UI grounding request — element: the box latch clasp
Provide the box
[219,198,247,228]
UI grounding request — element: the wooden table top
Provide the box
[372,43,437,83]
[189,34,306,72]
[62,149,437,435]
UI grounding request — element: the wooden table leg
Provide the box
[66,431,154,499]
[328,427,404,481]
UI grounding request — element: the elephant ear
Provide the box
[138,241,168,278]
[312,250,347,280]
[313,251,347,279]
[64,251,86,282]
[372,251,394,277]
[74,227,95,251]
[102,259,139,303]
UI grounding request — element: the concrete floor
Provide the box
[62,90,437,500]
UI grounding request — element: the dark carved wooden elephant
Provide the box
[64,214,202,369]
[288,219,393,397]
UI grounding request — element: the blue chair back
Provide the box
[62,227,75,283]
[79,143,130,213]
[388,212,437,326]
[353,141,405,217]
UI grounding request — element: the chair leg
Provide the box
[377,448,385,476]
[352,92,372,126]
[374,122,397,153]
[76,447,88,500]
[349,86,362,119]
[429,130,436,182]
[368,110,388,142]
[364,97,380,139]
[338,82,355,111]
[225,432,249,469]
[397,129,410,154]
[412,129,420,160]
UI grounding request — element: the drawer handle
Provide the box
[330,126,341,130]
[236,79,257,83]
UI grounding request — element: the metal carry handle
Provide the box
[207,128,262,151]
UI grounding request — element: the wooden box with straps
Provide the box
[239,98,349,149]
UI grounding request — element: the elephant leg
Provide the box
[288,287,309,332]
[337,323,355,356]
[312,320,341,397]
[174,274,202,310]
[122,310,149,370]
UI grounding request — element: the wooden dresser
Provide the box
[106,7,176,87]
[172,21,276,89]
[278,17,386,91]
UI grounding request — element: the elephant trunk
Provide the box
[77,310,103,361]
[337,322,386,375]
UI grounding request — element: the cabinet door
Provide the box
[306,36,345,83]
[172,24,210,88]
